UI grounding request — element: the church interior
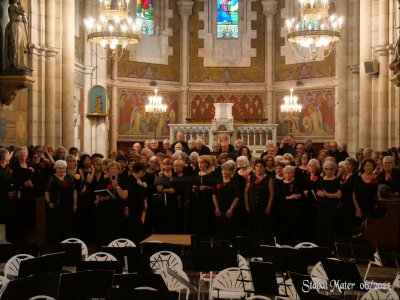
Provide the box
[0,0,400,299]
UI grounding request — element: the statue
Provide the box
[4,0,28,69]
[390,31,400,86]
[94,94,103,113]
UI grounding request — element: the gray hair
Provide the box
[221,160,236,172]
[0,148,9,161]
[323,160,337,170]
[283,165,295,174]
[382,156,395,164]
[190,152,199,159]
[54,160,67,169]
[308,159,321,172]
[236,155,250,168]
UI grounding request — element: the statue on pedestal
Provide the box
[4,0,28,69]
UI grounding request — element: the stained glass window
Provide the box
[217,0,239,39]
[136,0,154,35]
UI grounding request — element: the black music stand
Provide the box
[258,245,308,274]
[77,260,123,274]
[40,242,82,266]
[58,270,114,300]
[299,246,331,267]
[321,258,367,298]
[101,246,141,272]
[106,288,179,300]
[141,242,181,259]
[249,261,279,296]
[192,247,237,272]
[1,271,65,300]
[18,252,64,278]
[113,272,168,291]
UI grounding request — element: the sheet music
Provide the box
[94,189,116,199]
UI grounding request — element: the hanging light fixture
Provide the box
[286,0,343,61]
[281,88,302,114]
[145,89,167,114]
[280,89,302,134]
[84,0,141,53]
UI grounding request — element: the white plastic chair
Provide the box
[364,251,383,281]
[108,238,136,247]
[393,272,400,289]
[61,238,88,260]
[0,275,10,298]
[210,267,247,299]
[28,296,57,300]
[149,251,183,271]
[278,278,299,299]
[246,296,271,300]
[156,267,190,300]
[86,252,117,261]
[294,242,318,249]
[361,289,399,300]
[4,253,34,280]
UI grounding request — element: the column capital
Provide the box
[177,0,194,17]
[261,0,278,17]
[349,64,360,74]
[374,44,390,57]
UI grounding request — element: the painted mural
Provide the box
[118,89,179,139]
[118,0,180,81]
[190,1,265,83]
[189,93,265,120]
[275,1,335,81]
[276,88,335,138]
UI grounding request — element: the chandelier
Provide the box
[281,89,302,114]
[286,0,343,61]
[145,89,167,114]
[84,0,141,52]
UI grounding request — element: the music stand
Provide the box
[113,273,168,291]
[141,242,181,259]
[376,246,400,268]
[321,258,367,298]
[249,261,279,296]
[258,245,308,274]
[191,247,237,272]
[77,260,123,274]
[1,271,65,300]
[18,252,64,278]
[299,246,331,267]
[101,246,140,272]
[106,288,179,300]
[40,242,82,266]
[58,270,114,300]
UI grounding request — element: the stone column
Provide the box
[375,0,389,151]
[335,0,348,145]
[45,0,58,147]
[359,0,372,148]
[349,0,360,155]
[177,1,194,123]
[262,0,278,124]
[109,55,118,152]
[62,0,75,149]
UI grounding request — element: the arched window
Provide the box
[136,0,154,35]
[217,0,239,39]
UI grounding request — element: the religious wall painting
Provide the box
[136,0,154,35]
[189,93,264,120]
[275,0,335,81]
[87,85,107,116]
[190,0,265,83]
[118,0,180,82]
[276,88,335,138]
[217,0,239,39]
[118,89,179,139]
